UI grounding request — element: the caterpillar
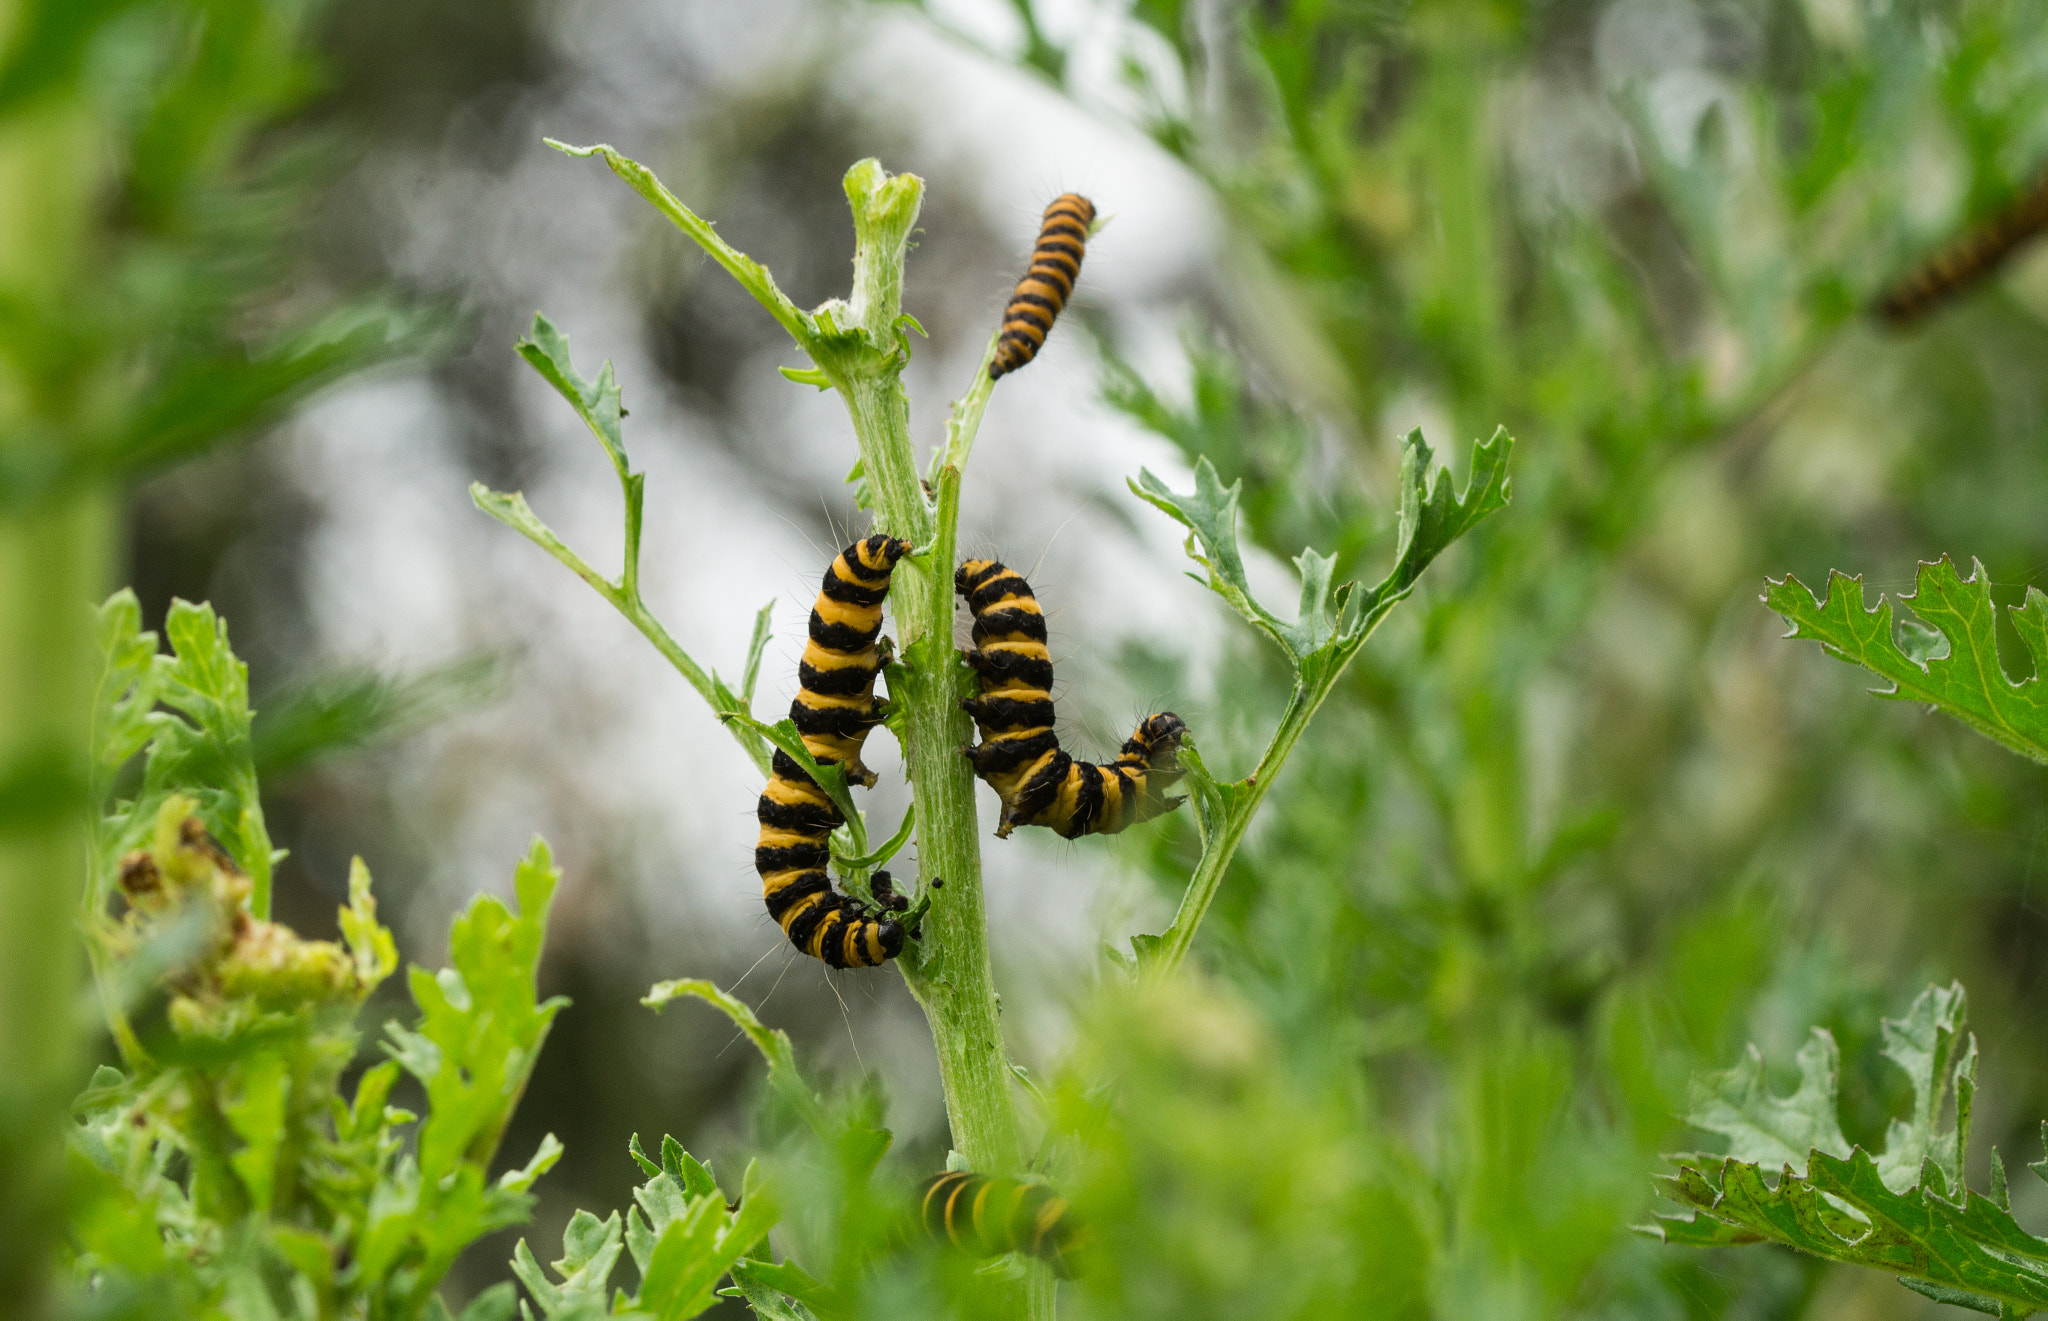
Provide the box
[954,558,1187,838]
[989,193,1096,379]
[917,1171,1085,1279]
[756,535,922,967]
[1875,167,2048,324]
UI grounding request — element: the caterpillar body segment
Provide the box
[756,751,915,968]
[989,194,1096,379]
[754,535,918,968]
[917,1171,1085,1279]
[795,534,913,785]
[1876,169,2048,324]
[955,558,1188,839]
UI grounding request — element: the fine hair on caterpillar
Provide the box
[954,557,1188,839]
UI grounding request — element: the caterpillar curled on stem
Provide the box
[917,1171,1086,1279]
[989,193,1095,379]
[756,535,928,968]
[955,558,1187,839]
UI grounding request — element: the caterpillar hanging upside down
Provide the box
[955,558,1187,838]
[756,535,931,968]
[917,1171,1086,1279]
[989,193,1096,379]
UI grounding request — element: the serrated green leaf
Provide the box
[95,597,278,916]
[517,313,630,482]
[1766,557,2048,764]
[340,857,398,993]
[1652,984,2048,1312]
[1685,1030,1851,1175]
[512,1210,624,1318]
[1876,982,1973,1195]
[1130,456,1293,654]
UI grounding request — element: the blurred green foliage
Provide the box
[0,2,423,1312]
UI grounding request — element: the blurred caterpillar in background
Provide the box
[917,1171,1085,1278]
[756,535,921,967]
[954,558,1187,838]
[1875,167,2048,324]
[989,194,1096,379]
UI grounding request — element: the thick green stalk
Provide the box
[832,163,1050,1318]
[0,491,113,1318]
[833,166,1016,1165]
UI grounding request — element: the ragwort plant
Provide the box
[0,3,421,1304]
[67,592,567,1321]
[470,147,1509,1318]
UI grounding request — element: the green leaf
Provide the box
[642,980,826,1131]
[1765,557,2048,764]
[90,590,162,799]
[517,313,630,483]
[547,142,817,348]
[1130,456,1293,655]
[1648,984,2047,1313]
[370,838,565,1298]
[741,600,775,711]
[512,1210,625,1319]
[728,1259,835,1319]
[457,1282,521,1321]
[718,712,865,854]
[340,857,399,993]
[1684,1030,1851,1176]
[96,597,278,916]
[632,1174,781,1319]
[1132,427,1513,669]
[728,1263,822,1321]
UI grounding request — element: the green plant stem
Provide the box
[1154,681,1316,972]
[832,163,1050,1319]
[470,487,772,779]
[0,490,114,1318]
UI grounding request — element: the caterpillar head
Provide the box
[1135,712,1187,764]
[858,535,914,574]
[954,558,998,597]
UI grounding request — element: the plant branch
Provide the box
[1135,430,1514,974]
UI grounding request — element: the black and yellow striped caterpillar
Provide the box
[989,194,1096,379]
[1875,167,2048,324]
[756,535,924,968]
[955,558,1186,838]
[917,1171,1085,1278]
